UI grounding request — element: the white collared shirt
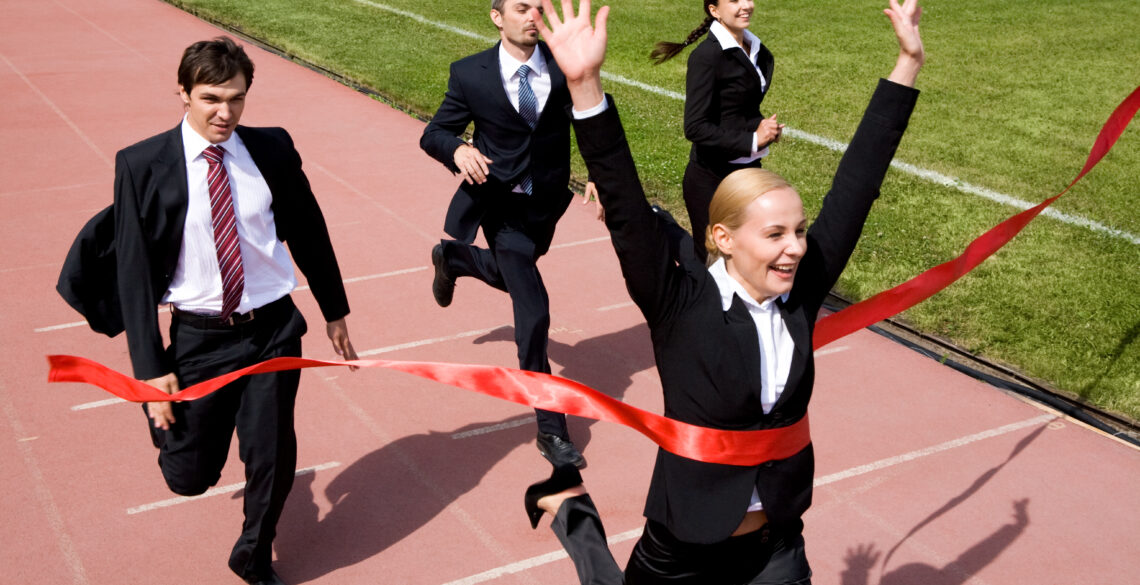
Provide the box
[163,117,296,315]
[708,20,770,164]
[498,43,552,117]
[708,257,793,414]
[709,257,794,513]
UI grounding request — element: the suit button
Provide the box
[764,462,774,467]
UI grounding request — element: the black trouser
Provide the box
[551,495,812,585]
[682,158,765,264]
[441,228,569,438]
[147,296,306,582]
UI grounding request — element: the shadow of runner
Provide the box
[840,499,1030,585]
[271,415,535,583]
[270,323,654,582]
[474,322,657,453]
[880,421,1048,567]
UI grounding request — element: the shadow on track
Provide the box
[271,322,655,582]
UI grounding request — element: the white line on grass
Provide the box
[126,462,341,515]
[437,413,1052,584]
[352,0,1138,246]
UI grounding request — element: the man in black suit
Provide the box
[60,37,356,585]
[420,0,597,468]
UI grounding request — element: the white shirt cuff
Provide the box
[571,98,608,120]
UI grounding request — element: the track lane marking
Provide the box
[438,413,1053,584]
[125,462,341,515]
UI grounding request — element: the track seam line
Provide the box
[351,0,1138,245]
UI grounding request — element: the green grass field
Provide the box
[165,0,1140,421]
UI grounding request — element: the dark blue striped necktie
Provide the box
[517,64,537,195]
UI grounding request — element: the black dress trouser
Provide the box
[441,226,569,438]
[551,495,812,585]
[682,158,765,264]
[147,296,306,582]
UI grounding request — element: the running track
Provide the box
[2,1,1138,584]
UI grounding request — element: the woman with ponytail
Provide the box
[653,0,784,263]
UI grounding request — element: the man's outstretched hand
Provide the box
[532,0,609,110]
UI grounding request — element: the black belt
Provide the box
[171,295,293,329]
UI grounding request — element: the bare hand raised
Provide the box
[533,0,609,110]
[884,0,925,87]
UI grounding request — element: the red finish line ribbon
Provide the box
[47,354,809,467]
[814,85,1140,349]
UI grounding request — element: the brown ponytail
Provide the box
[650,15,715,64]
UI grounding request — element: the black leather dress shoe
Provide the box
[431,243,456,307]
[536,432,586,469]
[524,463,584,529]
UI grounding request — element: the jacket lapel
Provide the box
[725,295,766,399]
[536,42,564,126]
[773,297,810,409]
[484,43,529,129]
[151,125,189,216]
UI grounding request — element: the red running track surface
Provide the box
[2,1,1138,583]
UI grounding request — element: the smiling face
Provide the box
[491,0,542,51]
[708,0,755,36]
[712,186,807,302]
[180,73,246,144]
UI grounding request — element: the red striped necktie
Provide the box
[202,145,244,317]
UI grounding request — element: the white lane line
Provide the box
[39,234,604,332]
[357,326,506,357]
[550,235,610,250]
[35,321,89,333]
[71,397,127,411]
[126,462,341,515]
[814,413,1054,487]
[352,0,1138,246]
[439,413,1053,584]
[440,528,644,585]
[814,345,849,358]
[597,301,635,312]
[0,52,111,169]
[451,416,536,440]
[1,381,90,584]
[36,307,169,333]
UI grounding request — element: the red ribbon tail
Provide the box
[815,85,1140,349]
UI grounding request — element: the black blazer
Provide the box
[574,80,918,543]
[58,125,350,380]
[683,32,775,176]
[420,42,574,254]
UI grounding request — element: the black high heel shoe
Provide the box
[524,463,584,529]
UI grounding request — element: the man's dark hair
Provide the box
[177,36,254,94]
[491,0,505,12]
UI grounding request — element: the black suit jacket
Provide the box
[58,125,349,380]
[420,42,574,254]
[683,33,775,176]
[574,80,918,543]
